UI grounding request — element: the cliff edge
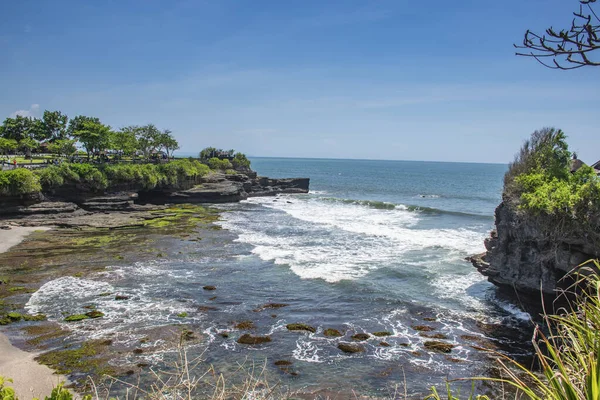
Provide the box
[470,198,599,296]
[469,128,600,297]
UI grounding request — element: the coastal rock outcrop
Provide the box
[0,169,310,218]
[470,199,600,296]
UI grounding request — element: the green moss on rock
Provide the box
[338,343,364,353]
[351,333,370,341]
[323,328,343,337]
[286,323,316,333]
[424,340,455,353]
[64,314,90,322]
[237,334,272,345]
[372,331,392,337]
[85,311,105,319]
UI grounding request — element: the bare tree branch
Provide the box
[515,0,599,69]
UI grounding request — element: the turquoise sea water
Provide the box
[26,158,534,397]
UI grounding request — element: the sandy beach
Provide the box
[0,225,68,400]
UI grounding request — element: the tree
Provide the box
[72,121,113,160]
[199,147,217,162]
[19,137,38,159]
[515,0,600,69]
[112,128,138,158]
[1,116,32,142]
[67,115,101,138]
[42,110,68,142]
[47,139,77,158]
[135,124,162,160]
[232,152,251,169]
[158,129,179,160]
[0,138,18,156]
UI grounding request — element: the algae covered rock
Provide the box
[372,331,391,337]
[337,342,364,353]
[85,311,105,319]
[286,323,316,333]
[412,325,435,332]
[323,328,343,337]
[235,320,255,330]
[420,333,448,339]
[203,285,216,291]
[351,333,370,341]
[253,303,289,312]
[64,314,90,322]
[237,334,272,345]
[424,340,455,353]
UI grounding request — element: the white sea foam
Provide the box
[25,275,204,342]
[218,195,487,282]
[292,337,323,363]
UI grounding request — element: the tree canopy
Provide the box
[1,110,181,161]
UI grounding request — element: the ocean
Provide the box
[25,158,534,398]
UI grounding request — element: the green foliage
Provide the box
[42,111,68,142]
[111,129,138,157]
[72,121,112,158]
[47,139,77,157]
[103,163,161,190]
[66,115,100,138]
[506,128,600,218]
[18,137,38,154]
[199,147,217,162]
[66,163,108,190]
[158,159,210,187]
[208,157,233,171]
[134,124,162,159]
[505,127,570,190]
[0,376,16,400]
[1,116,33,142]
[232,152,251,169]
[0,138,18,155]
[158,129,179,158]
[0,378,78,400]
[0,169,42,196]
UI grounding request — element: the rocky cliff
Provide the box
[0,171,310,217]
[470,198,600,296]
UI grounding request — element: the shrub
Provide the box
[0,169,41,196]
[103,164,162,190]
[232,152,251,169]
[64,163,108,191]
[505,128,600,222]
[35,166,64,190]
[208,157,233,171]
[158,159,209,188]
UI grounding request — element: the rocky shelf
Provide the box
[0,171,310,222]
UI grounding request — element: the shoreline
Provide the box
[0,226,71,400]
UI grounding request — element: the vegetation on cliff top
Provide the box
[0,159,212,195]
[1,111,178,161]
[504,127,600,220]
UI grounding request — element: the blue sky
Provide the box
[1,0,599,163]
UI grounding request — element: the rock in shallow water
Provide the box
[237,334,272,345]
[351,333,370,341]
[338,343,364,353]
[323,328,343,337]
[286,323,316,333]
[424,340,455,353]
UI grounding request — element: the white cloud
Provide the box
[10,104,40,118]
